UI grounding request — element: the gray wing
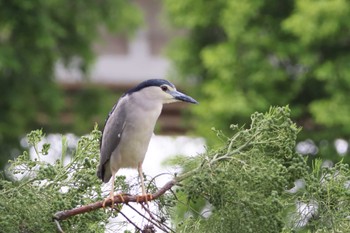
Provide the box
[97,97,127,182]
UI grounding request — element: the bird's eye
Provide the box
[161,85,168,91]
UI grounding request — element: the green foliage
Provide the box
[0,127,129,232]
[170,106,350,233]
[296,160,350,232]
[164,0,350,161]
[0,0,142,169]
[1,107,349,232]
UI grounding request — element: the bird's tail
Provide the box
[97,161,112,183]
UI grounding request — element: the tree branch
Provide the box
[53,179,177,221]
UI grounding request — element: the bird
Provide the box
[97,79,198,205]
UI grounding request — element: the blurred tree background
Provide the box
[164,0,350,163]
[2,0,349,168]
[0,0,141,169]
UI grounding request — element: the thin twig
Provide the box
[126,203,167,233]
[210,132,260,165]
[54,219,65,233]
[141,203,175,233]
[118,209,142,232]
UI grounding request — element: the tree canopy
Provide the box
[164,0,350,162]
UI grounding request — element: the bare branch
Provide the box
[118,209,142,232]
[140,203,175,233]
[54,219,65,233]
[53,179,177,221]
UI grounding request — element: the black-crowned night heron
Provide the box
[97,79,198,205]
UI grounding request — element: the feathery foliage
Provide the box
[0,126,129,232]
[169,106,350,233]
[1,107,349,232]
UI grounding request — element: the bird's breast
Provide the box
[112,104,162,169]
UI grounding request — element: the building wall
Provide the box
[55,0,175,85]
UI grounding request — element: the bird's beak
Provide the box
[170,90,198,104]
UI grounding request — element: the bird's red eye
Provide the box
[161,85,168,91]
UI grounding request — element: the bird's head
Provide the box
[125,79,198,105]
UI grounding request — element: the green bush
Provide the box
[1,107,349,232]
[0,126,129,232]
[169,106,350,233]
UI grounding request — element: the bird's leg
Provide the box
[102,173,125,208]
[138,162,146,196]
[103,173,116,208]
[137,162,152,203]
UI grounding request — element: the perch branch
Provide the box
[53,179,177,221]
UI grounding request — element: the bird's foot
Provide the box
[117,193,125,203]
[102,196,113,208]
[102,193,125,208]
[136,193,153,204]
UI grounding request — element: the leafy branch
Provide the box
[2,106,350,233]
